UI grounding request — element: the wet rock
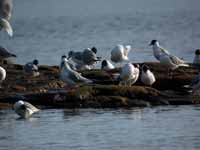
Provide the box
[0,63,200,108]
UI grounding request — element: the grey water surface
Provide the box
[0,0,200,65]
[0,106,200,150]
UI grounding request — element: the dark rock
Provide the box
[0,63,200,108]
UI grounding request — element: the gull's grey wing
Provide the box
[169,55,184,65]
[159,47,170,55]
[67,69,83,82]
[0,45,16,58]
[82,49,100,65]
[73,52,83,60]
[68,68,91,83]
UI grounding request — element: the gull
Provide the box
[59,55,76,71]
[149,40,185,64]
[0,0,13,20]
[141,64,156,86]
[193,49,200,65]
[111,44,131,65]
[0,65,6,88]
[24,59,40,77]
[68,50,84,66]
[13,100,40,119]
[82,48,101,66]
[67,51,91,71]
[149,40,170,61]
[101,59,115,70]
[68,47,101,70]
[0,18,12,36]
[119,63,139,86]
[60,58,93,87]
[0,0,13,37]
[0,45,16,64]
[149,40,188,72]
[159,53,189,72]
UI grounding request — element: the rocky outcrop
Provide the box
[0,62,200,108]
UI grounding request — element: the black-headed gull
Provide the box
[24,59,40,77]
[193,49,200,65]
[101,60,115,70]
[141,64,156,86]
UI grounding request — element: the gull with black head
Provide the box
[149,40,189,75]
[141,64,156,86]
[101,59,115,71]
[24,59,40,77]
[193,49,200,65]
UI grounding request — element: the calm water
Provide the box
[0,106,200,150]
[0,0,200,65]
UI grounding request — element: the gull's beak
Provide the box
[149,43,153,46]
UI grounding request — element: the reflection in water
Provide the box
[0,106,200,150]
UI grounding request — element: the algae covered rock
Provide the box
[0,62,200,108]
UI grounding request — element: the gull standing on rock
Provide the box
[111,45,131,65]
[24,59,40,77]
[0,65,6,88]
[0,45,16,64]
[60,58,93,87]
[149,40,185,64]
[60,55,76,71]
[13,100,40,119]
[193,49,200,65]
[158,53,189,72]
[149,40,189,72]
[101,60,115,70]
[141,64,156,86]
[119,63,139,86]
[0,0,13,37]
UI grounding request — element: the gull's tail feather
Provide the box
[0,18,13,37]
